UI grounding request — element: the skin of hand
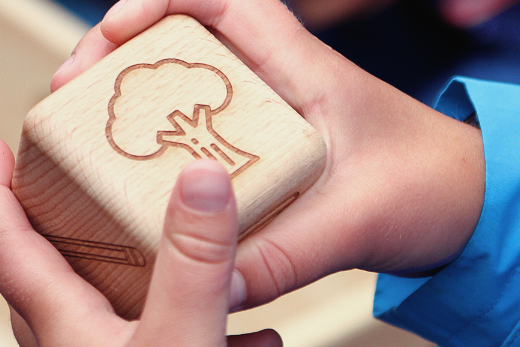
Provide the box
[0,139,281,347]
[288,0,398,30]
[289,0,520,30]
[438,0,520,27]
[51,0,486,312]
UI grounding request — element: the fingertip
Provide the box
[177,159,233,213]
[0,139,14,157]
[100,0,132,43]
[228,329,283,347]
[105,0,127,19]
[256,329,283,347]
[99,13,123,44]
[162,159,238,265]
[100,0,168,44]
[10,308,38,347]
[0,140,15,188]
[229,269,247,312]
[50,55,75,92]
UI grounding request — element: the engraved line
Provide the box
[201,147,217,160]
[106,58,260,180]
[123,247,146,267]
[201,106,260,178]
[239,192,300,241]
[106,59,233,161]
[59,252,135,265]
[211,143,235,166]
[44,235,146,267]
[59,250,127,261]
[46,235,125,251]
[124,247,137,266]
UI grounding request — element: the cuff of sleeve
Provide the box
[373,77,520,346]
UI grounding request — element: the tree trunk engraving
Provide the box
[159,105,259,178]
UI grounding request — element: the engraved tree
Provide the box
[106,59,258,178]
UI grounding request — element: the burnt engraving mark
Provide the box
[106,58,259,178]
[44,235,146,267]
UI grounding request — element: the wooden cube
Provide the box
[12,15,326,319]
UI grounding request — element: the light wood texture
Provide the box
[12,14,326,319]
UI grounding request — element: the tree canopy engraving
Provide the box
[106,59,259,178]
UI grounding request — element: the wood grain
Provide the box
[12,14,326,319]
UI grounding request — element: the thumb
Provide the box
[130,159,239,346]
[439,0,518,26]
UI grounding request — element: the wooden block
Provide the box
[12,15,326,319]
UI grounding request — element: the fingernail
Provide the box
[106,0,126,18]
[230,270,247,312]
[53,55,74,78]
[180,161,231,212]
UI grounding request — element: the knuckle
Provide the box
[167,230,235,265]
[254,237,297,297]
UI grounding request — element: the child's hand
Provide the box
[51,0,485,312]
[0,140,281,347]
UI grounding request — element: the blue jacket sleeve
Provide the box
[373,77,520,346]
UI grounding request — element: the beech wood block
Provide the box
[12,15,326,319]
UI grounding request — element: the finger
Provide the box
[10,308,38,347]
[99,0,348,118]
[130,160,238,346]
[50,23,119,92]
[232,177,370,309]
[228,329,283,347]
[439,0,519,26]
[0,157,129,345]
[0,140,14,187]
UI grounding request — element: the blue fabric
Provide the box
[373,77,520,346]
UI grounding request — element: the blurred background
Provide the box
[4,0,519,345]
